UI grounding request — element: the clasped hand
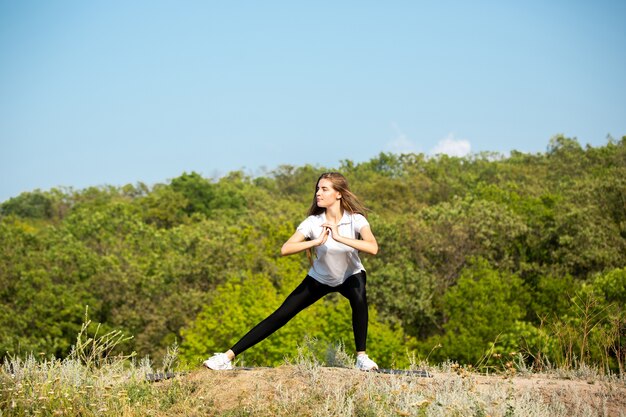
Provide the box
[314,223,340,246]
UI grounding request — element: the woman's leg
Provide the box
[230,276,332,356]
[337,271,368,352]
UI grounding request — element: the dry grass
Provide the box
[178,364,626,417]
[2,349,625,417]
[2,327,625,416]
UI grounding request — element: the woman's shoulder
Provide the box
[348,212,367,221]
[347,212,369,227]
[302,213,324,223]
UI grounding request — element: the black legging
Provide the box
[230,271,368,355]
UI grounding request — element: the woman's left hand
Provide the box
[321,223,340,238]
[319,223,378,255]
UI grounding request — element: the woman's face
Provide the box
[315,178,341,208]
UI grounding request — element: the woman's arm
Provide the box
[322,224,379,255]
[280,229,329,256]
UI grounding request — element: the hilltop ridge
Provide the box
[154,365,626,416]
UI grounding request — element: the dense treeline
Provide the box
[1,135,625,372]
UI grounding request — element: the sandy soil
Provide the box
[168,366,626,416]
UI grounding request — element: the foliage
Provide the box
[1,136,625,372]
[423,259,530,364]
[0,190,55,219]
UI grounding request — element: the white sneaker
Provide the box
[355,354,378,371]
[203,353,233,370]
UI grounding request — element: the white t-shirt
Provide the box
[296,211,369,286]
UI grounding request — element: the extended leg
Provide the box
[230,276,331,355]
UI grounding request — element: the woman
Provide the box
[203,172,379,371]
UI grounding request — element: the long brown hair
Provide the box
[307,172,368,217]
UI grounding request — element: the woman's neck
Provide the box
[325,204,344,224]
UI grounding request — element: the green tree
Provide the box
[0,190,54,219]
[428,259,530,364]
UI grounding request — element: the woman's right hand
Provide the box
[281,228,330,256]
[313,227,330,246]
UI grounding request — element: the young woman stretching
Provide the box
[203,172,379,371]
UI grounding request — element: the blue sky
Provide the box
[1,1,625,202]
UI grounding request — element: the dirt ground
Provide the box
[173,366,626,416]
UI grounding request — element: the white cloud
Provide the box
[386,122,418,154]
[430,134,471,157]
